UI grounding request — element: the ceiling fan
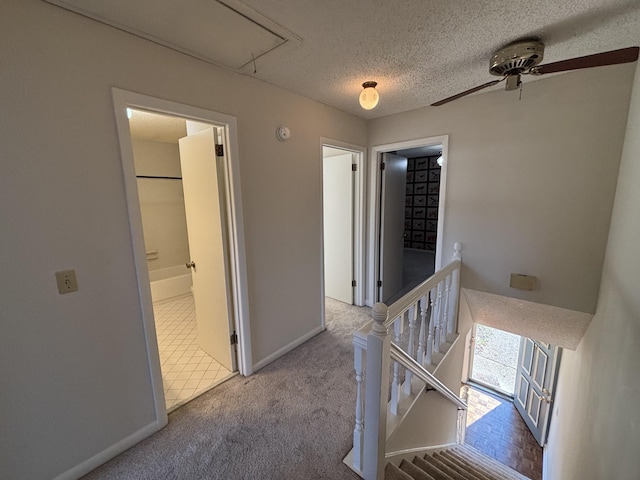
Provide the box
[431,40,639,106]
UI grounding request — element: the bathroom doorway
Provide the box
[112,89,252,417]
[128,110,237,410]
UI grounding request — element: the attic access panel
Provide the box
[45,0,298,70]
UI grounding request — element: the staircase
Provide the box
[385,444,530,480]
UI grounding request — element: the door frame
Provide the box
[320,138,366,316]
[368,135,449,306]
[112,88,253,420]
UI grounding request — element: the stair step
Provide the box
[385,462,414,480]
[410,455,454,480]
[455,445,530,480]
[399,459,435,480]
[432,452,486,480]
[440,450,501,480]
[384,444,531,480]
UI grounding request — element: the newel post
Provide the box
[363,303,390,480]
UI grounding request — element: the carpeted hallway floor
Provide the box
[82,298,370,480]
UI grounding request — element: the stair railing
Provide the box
[350,243,463,479]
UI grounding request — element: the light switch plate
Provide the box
[510,273,536,291]
[55,270,79,294]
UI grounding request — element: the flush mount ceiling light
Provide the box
[359,81,379,110]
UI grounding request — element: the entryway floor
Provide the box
[154,294,234,411]
[465,385,543,480]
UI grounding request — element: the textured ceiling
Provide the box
[128,109,186,144]
[49,0,640,119]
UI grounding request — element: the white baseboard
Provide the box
[52,419,166,480]
[253,325,325,372]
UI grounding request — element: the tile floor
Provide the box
[465,385,543,480]
[154,294,234,411]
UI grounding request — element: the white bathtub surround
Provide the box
[149,265,193,303]
[153,294,234,411]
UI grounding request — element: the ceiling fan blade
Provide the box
[431,80,502,106]
[533,46,639,75]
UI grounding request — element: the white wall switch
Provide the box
[510,273,536,291]
[55,270,79,294]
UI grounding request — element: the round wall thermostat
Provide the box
[276,126,291,141]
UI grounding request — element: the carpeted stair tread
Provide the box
[432,451,486,480]
[411,455,455,480]
[456,445,530,480]
[441,449,503,480]
[386,462,415,480]
[415,454,468,480]
[384,445,532,480]
[399,458,436,480]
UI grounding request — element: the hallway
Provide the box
[465,385,543,480]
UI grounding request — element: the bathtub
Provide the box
[148,265,193,302]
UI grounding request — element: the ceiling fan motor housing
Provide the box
[490,40,545,76]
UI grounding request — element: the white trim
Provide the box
[52,420,164,480]
[252,325,325,372]
[320,138,367,309]
[542,445,549,480]
[368,135,449,306]
[112,89,253,391]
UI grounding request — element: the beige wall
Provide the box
[368,65,635,314]
[0,1,366,478]
[545,61,640,480]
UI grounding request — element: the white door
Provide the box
[323,153,354,304]
[379,152,407,303]
[178,128,236,372]
[514,338,561,446]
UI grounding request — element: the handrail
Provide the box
[390,342,467,411]
[385,256,461,327]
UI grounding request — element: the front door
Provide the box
[514,337,561,446]
[178,127,236,372]
[379,152,407,303]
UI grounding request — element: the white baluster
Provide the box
[426,288,436,364]
[416,295,427,367]
[404,305,416,396]
[441,275,451,346]
[363,303,390,480]
[390,316,402,415]
[458,385,469,443]
[353,343,365,472]
[433,283,442,354]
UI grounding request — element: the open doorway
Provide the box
[127,109,237,411]
[467,324,562,447]
[369,136,449,305]
[321,139,366,314]
[469,324,521,396]
[112,89,252,419]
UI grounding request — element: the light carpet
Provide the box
[82,298,371,480]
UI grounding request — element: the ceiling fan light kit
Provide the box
[432,41,639,106]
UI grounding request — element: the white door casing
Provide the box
[379,152,407,303]
[368,135,449,307]
[179,128,236,372]
[323,153,354,304]
[515,337,561,446]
